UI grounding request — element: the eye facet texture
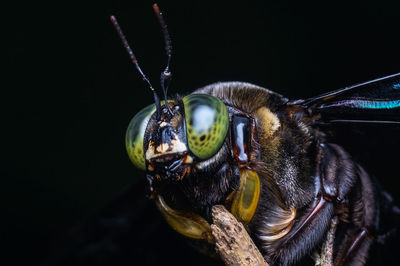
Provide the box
[182,94,229,159]
[125,104,155,170]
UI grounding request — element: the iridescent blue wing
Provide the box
[300,73,400,124]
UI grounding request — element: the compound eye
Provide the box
[125,104,155,170]
[182,94,229,159]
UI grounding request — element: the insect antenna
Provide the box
[153,3,173,115]
[110,15,162,119]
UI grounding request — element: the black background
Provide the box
[4,0,400,265]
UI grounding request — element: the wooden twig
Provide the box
[211,205,269,266]
[315,216,338,266]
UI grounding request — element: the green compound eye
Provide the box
[182,94,229,159]
[125,104,156,170]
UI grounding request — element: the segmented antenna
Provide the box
[153,3,173,114]
[110,15,161,118]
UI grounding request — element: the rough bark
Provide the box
[315,216,338,266]
[211,205,268,266]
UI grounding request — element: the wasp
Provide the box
[112,4,400,266]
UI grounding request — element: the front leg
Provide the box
[229,113,333,265]
[229,113,292,229]
[264,143,361,265]
[229,114,376,266]
[228,114,262,225]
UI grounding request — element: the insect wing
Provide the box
[301,73,400,124]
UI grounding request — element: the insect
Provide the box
[113,4,400,266]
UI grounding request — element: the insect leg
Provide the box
[230,113,296,264]
[268,143,359,265]
[229,113,289,227]
[334,228,372,266]
[231,114,253,165]
[229,114,261,225]
[333,166,376,266]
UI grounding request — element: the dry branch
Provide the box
[211,205,268,266]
